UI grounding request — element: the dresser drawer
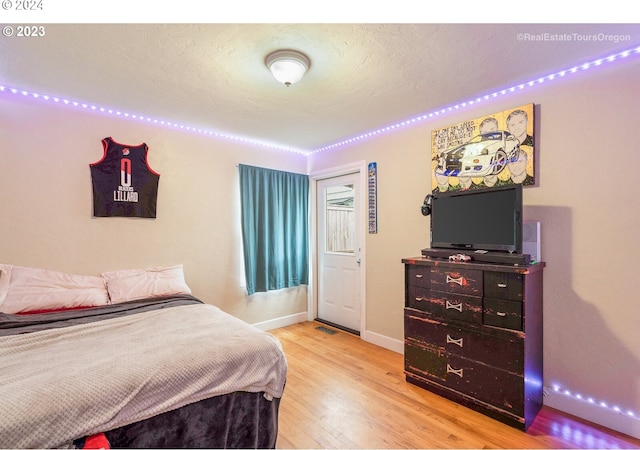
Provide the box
[405,342,524,416]
[408,288,482,324]
[484,298,523,331]
[484,272,523,300]
[431,267,483,296]
[406,264,431,289]
[404,311,524,372]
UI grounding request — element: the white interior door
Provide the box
[317,173,362,332]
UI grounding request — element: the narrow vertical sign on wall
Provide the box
[368,162,377,234]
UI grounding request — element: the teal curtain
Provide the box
[239,164,309,295]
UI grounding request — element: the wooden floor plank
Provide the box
[270,321,640,449]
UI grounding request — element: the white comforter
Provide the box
[0,303,288,448]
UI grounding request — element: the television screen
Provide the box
[430,184,523,253]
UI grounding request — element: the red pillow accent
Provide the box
[16,305,94,315]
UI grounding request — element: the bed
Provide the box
[0,264,287,449]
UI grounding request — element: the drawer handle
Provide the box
[415,274,423,279]
[446,275,464,286]
[446,364,464,378]
[445,301,463,313]
[496,311,507,317]
[497,283,507,288]
[415,296,425,302]
[446,334,463,347]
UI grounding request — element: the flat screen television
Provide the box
[430,184,523,254]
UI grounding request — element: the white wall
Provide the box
[0,93,308,325]
[307,56,640,438]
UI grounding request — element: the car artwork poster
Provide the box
[431,103,535,193]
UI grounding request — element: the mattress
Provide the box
[0,295,288,448]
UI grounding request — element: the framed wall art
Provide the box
[431,103,535,193]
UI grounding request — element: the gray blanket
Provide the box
[0,296,288,449]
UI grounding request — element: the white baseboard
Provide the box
[362,329,404,354]
[543,387,640,440]
[252,312,307,331]
[254,313,405,355]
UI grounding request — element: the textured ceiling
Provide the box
[2,23,639,153]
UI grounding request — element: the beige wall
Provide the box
[308,56,640,434]
[0,94,308,325]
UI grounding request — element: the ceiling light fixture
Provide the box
[265,49,310,87]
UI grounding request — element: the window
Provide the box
[325,184,355,253]
[238,164,309,295]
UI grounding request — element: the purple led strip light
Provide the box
[310,44,640,154]
[0,84,308,155]
[1,45,639,156]
[550,383,637,420]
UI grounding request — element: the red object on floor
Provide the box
[82,433,110,449]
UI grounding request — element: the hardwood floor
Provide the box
[270,321,640,449]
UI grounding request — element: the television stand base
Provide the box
[421,248,531,266]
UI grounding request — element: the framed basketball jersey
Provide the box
[90,137,160,218]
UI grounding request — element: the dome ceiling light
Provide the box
[265,49,310,87]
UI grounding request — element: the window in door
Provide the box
[325,184,355,254]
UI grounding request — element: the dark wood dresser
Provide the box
[402,256,545,430]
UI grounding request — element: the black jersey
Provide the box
[90,137,160,218]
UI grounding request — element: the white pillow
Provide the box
[0,264,12,306]
[101,264,191,304]
[0,264,110,314]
